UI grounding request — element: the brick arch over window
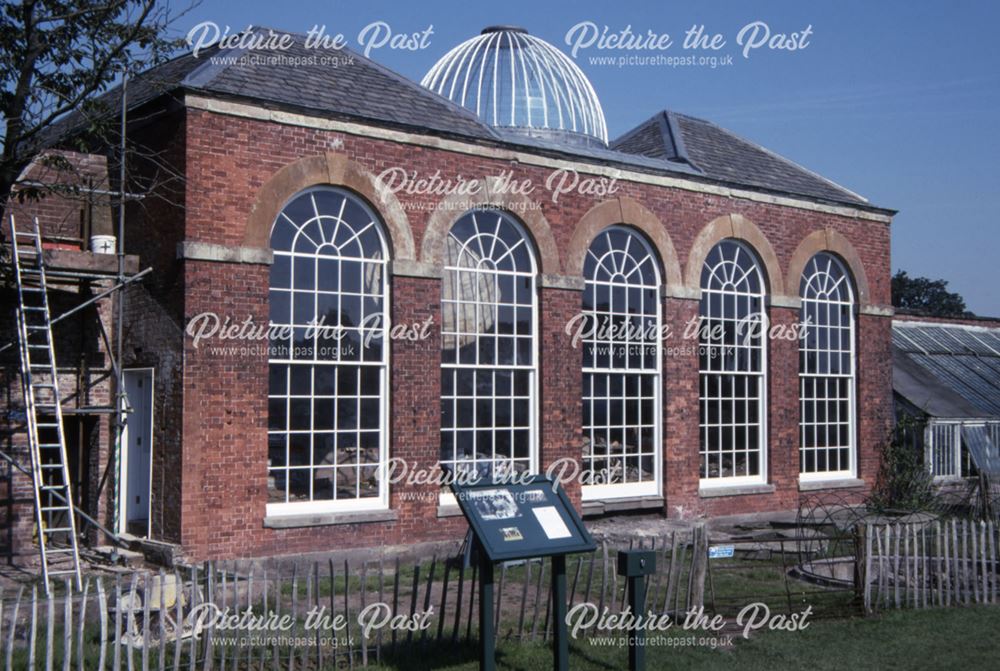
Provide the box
[245,153,416,260]
[684,214,784,297]
[566,197,683,287]
[419,177,560,274]
[786,229,871,306]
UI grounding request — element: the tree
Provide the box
[0,0,186,207]
[891,270,970,317]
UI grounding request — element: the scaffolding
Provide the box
[2,211,150,593]
[0,73,153,592]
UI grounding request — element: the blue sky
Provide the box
[170,0,1000,315]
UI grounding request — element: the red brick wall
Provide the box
[2,150,114,247]
[539,288,584,507]
[157,106,895,559]
[120,109,188,543]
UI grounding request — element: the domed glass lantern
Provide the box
[422,26,608,147]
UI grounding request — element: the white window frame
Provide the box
[581,226,662,501]
[698,239,768,489]
[799,253,857,482]
[926,420,990,481]
[439,209,539,506]
[266,186,390,516]
[926,421,962,480]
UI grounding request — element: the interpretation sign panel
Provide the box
[451,475,595,561]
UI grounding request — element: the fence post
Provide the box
[855,524,869,613]
[688,523,708,611]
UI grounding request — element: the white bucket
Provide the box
[90,235,116,254]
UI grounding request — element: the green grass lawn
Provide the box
[379,606,1000,670]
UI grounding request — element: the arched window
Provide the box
[267,187,389,513]
[799,252,856,478]
[699,239,767,485]
[581,226,661,499]
[440,209,537,481]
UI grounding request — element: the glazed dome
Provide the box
[421,26,608,147]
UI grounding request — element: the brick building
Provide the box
[2,27,896,563]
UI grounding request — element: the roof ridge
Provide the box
[661,110,697,170]
[608,111,666,146]
[172,25,500,139]
[671,111,869,204]
[287,27,500,139]
[336,40,501,140]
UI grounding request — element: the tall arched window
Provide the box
[699,239,767,485]
[799,252,856,479]
[267,187,389,514]
[581,226,661,499]
[440,209,537,481]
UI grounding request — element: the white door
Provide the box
[123,369,154,535]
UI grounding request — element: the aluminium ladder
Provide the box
[9,216,83,592]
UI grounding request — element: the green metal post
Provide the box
[479,555,495,671]
[627,573,647,671]
[552,554,568,671]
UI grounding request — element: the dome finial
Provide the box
[481,25,528,35]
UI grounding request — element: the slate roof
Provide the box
[610,111,870,207]
[37,36,495,149]
[893,321,1000,419]
[38,29,891,213]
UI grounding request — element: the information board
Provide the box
[450,475,596,561]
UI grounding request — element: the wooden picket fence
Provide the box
[0,526,710,669]
[859,518,999,612]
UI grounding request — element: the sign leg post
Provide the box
[627,574,646,671]
[551,554,568,671]
[479,555,496,671]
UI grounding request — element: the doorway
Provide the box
[121,369,154,537]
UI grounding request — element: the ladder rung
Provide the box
[39,463,65,469]
[35,423,60,428]
[19,286,44,292]
[42,527,73,533]
[32,383,56,388]
[21,306,46,311]
[40,506,71,513]
[40,485,68,491]
[45,550,78,556]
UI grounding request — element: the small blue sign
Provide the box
[708,545,735,559]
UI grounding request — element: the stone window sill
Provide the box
[798,478,866,492]
[437,505,463,518]
[699,484,775,498]
[263,509,398,529]
[582,496,664,517]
